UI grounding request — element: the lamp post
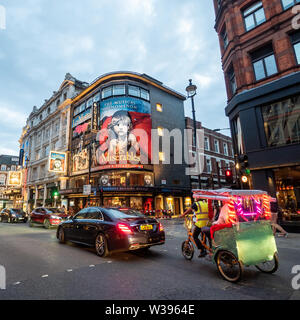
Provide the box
[186,79,201,189]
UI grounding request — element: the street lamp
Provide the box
[186,79,201,189]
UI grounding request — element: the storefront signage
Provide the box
[91,102,99,133]
[93,97,152,169]
[48,151,67,173]
[0,174,6,186]
[92,164,144,171]
[83,184,92,195]
[72,148,89,173]
[72,109,92,128]
[101,186,154,192]
[7,171,22,186]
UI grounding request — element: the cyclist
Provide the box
[180,199,209,258]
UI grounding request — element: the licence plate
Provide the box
[140,224,153,231]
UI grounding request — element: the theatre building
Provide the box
[62,72,191,215]
[214,0,300,221]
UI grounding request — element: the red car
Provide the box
[29,207,67,229]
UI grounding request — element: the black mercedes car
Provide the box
[56,207,165,257]
[0,208,28,223]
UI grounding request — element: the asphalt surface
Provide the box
[0,219,300,300]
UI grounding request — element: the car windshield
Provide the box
[105,208,145,219]
[45,208,63,213]
[11,209,24,214]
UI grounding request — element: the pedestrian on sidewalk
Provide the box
[270,202,288,238]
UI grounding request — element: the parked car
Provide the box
[56,207,165,257]
[0,208,28,223]
[29,207,64,228]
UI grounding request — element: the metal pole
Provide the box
[216,162,221,188]
[191,96,201,189]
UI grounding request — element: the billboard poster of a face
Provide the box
[48,151,66,173]
[8,171,22,186]
[94,97,152,169]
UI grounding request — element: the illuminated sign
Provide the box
[8,171,22,186]
[48,151,67,173]
[72,109,92,128]
[93,97,152,170]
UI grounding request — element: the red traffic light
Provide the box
[225,170,232,177]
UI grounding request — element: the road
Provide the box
[0,219,300,300]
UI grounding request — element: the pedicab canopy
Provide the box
[192,189,278,266]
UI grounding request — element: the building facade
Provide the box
[61,71,191,215]
[214,0,300,219]
[19,73,88,212]
[185,117,235,189]
[0,155,21,209]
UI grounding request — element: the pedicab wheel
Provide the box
[216,250,243,283]
[181,240,194,260]
[255,253,279,274]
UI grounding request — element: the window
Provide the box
[113,84,125,96]
[159,152,165,161]
[56,99,60,106]
[87,209,104,220]
[214,140,220,153]
[156,103,163,112]
[74,103,86,116]
[63,92,67,100]
[35,150,40,161]
[39,114,43,121]
[282,0,300,10]
[11,165,16,171]
[74,209,88,219]
[243,1,266,32]
[47,107,50,115]
[227,66,237,95]
[204,137,209,150]
[206,158,212,173]
[1,165,6,171]
[157,127,164,136]
[221,27,229,49]
[251,44,277,81]
[291,31,300,64]
[262,94,300,147]
[128,85,140,97]
[223,142,228,155]
[128,85,150,101]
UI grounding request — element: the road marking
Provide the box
[107,261,112,263]
[41,275,48,278]
[89,265,95,268]
[67,269,73,272]
[13,282,21,285]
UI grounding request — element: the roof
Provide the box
[0,155,19,165]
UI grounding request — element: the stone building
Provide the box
[19,73,88,212]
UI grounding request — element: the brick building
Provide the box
[214,0,300,219]
[185,117,235,189]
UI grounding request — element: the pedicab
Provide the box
[181,189,279,282]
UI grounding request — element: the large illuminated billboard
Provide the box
[93,97,152,170]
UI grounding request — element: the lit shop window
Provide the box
[157,127,164,136]
[159,152,165,161]
[156,103,163,112]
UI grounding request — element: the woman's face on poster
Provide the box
[112,118,130,137]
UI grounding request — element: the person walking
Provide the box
[270,202,288,238]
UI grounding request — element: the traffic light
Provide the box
[51,187,60,199]
[225,169,233,184]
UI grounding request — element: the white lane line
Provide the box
[89,265,95,268]
[41,274,48,278]
[107,261,112,264]
[67,269,73,272]
[13,282,21,285]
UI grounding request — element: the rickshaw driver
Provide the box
[180,199,209,258]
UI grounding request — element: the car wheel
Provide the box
[44,219,51,229]
[58,227,66,244]
[95,233,109,257]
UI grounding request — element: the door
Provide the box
[69,209,89,242]
[80,208,104,245]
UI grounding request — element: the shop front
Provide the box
[274,165,300,222]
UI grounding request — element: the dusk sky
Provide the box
[0,0,228,156]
